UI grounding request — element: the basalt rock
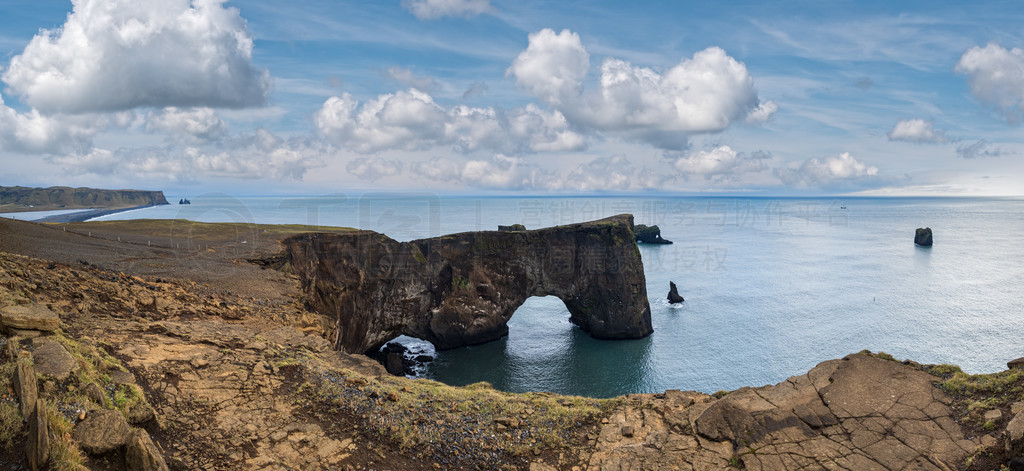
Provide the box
[283,214,653,353]
[667,281,684,304]
[634,224,672,244]
[915,227,933,246]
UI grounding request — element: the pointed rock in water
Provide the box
[668,281,684,304]
[914,227,933,246]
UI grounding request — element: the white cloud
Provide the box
[386,66,439,92]
[887,119,948,143]
[956,139,1006,159]
[669,146,771,183]
[2,0,270,114]
[410,154,557,190]
[562,156,634,191]
[411,157,462,182]
[775,152,879,188]
[402,0,491,20]
[508,29,773,149]
[145,107,226,144]
[345,157,404,181]
[314,90,585,154]
[50,129,324,181]
[0,93,108,154]
[956,43,1024,123]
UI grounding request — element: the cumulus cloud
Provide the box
[411,154,558,190]
[562,156,634,191]
[669,146,771,183]
[50,129,323,181]
[145,107,226,144]
[2,0,271,114]
[314,90,585,154]
[0,93,109,154]
[402,0,491,20]
[345,157,404,181]
[956,139,1006,159]
[508,29,773,149]
[775,152,879,188]
[386,66,439,92]
[887,119,948,143]
[956,43,1024,123]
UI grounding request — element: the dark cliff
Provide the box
[0,186,169,210]
[283,214,653,353]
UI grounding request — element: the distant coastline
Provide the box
[0,185,169,213]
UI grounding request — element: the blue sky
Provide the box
[1,0,1023,196]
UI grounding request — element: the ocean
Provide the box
[31,194,1024,398]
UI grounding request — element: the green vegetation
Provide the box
[46,401,86,471]
[0,362,22,450]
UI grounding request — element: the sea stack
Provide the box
[668,281,684,304]
[915,227,933,247]
[634,224,673,244]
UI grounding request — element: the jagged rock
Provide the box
[125,429,169,471]
[73,409,131,455]
[1,304,60,332]
[284,215,653,353]
[128,402,155,425]
[634,224,672,244]
[14,362,38,418]
[915,227,933,246]
[83,381,107,406]
[1006,411,1024,456]
[1009,357,1024,369]
[26,398,48,471]
[32,340,77,380]
[498,224,526,231]
[384,351,404,376]
[667,281,684,304]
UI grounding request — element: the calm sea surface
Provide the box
[51,195,1024,397]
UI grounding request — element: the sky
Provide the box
[1,0,1023,196]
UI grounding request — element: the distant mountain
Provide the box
[0,186,169,211]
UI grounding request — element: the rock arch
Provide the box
[283,214,653,353]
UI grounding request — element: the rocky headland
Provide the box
[0,216,1021,470]
[281,214,652,353]
[0,186,169,213]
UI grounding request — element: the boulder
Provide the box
[1,304,60,332]
[127,401,156,425]
[73,409,131,455]
[634,224,673,244]
[125,429,169,471]
[26,398,48,471]
[1006,411,1024,456]
[1008,357,1024,370]
[14,362,37,418]
[384,352,405,376]
[32,340,77,380]
[82,382,107,406]
[914,227,933,246]
[668,281,684,304]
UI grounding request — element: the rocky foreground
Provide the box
[0,217,1023,470]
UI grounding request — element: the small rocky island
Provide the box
[634,224,672,244]
[915,227,934,246]
[282,214,653,353]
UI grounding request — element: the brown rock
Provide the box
[1,304,60,332]
[1009,357,1024,369]
[984,409,1003,422]
[82,382,107,406]
[72,409,131,455]
[26,398,48,471]
[109,369,136,385]
[620,425,634,437]
[1006,411,1024,456]
[14,362,37,418]
[128,402,156,425]
[32,340,77,380]
[125,429,169,471]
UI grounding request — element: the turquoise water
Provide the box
[89,194,1024,397]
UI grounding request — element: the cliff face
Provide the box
[0,186,169,209]
[283,214,653,353]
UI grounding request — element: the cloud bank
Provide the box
[2,0,271,114]
[775,152,879,188]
